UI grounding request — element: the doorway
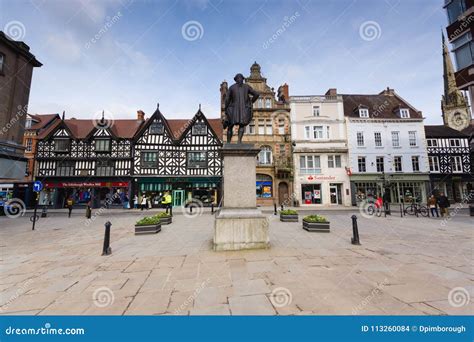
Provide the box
[329,183,342,205]
[172,190,185,207]
[278,182,289,205]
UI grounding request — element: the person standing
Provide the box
[437,193,450,217]
[133,195,138,209]
[162,191,172,214]
[66,196,74,218]
[140,194,147,211]
[86,198,92,219]
[428,195,439,218]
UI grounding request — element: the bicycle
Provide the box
[404,202,429,217]
[366,203,383,217]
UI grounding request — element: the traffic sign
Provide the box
[33,180,43,192]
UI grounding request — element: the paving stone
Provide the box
[229,295,276,315]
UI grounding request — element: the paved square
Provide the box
[0,208,472,315]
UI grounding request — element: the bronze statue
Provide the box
[223,73,259,144]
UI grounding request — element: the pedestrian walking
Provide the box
[133,195,138,209]
[66,196,74,218]
[86,198,92,219]
[437,193,450,217]
[428,195,439,217]
[140,195,147,211]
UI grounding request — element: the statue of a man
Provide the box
[223,73,260,144]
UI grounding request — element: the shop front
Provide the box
[38,179,131,209]
[135,177,221,208]
[428,174,473,203]
[350,173,430,205]
[296,174,351,206]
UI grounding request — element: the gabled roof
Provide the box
[342,89,423,119]
[27,113,60,131]
[425,125,470,138]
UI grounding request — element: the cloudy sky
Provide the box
[1,0,451,123]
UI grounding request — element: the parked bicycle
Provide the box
[404,202,429,217]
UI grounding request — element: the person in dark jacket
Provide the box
[437,193,450,217]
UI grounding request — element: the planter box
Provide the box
[280,214,298,222]
[135,223,161,235]
[303,220,330,232]
[159,216,172,225]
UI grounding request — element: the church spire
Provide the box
[442,32,458,101]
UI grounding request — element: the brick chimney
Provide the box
[325,88,337,96]
[380,87,395,96]
[281,83,289,101]
[137,110,145,121]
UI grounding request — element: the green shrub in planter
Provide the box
[153,212,172,225]
[303,215,330,232]
[280,209,298,222]
[135,216,161,235]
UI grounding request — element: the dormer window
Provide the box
[265,98,272,108]
[25,117,36,129]
[359,108,369,118]
[54,139,70,152]
[192,122,207,135]
[399,109,410,118]
[150,121,164,134]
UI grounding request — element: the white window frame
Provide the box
[304,126,310,139]
[265,98,272,108]
[374,132,382,147]
[278,119,285,135]
[356,132,364,147]
[428,156,440,172]
[376,156,384,172]
[328,155,341,168]
[359,108,369,118]
[25,138,33,152]
[449,139,461,147]
[258,120,265,135]
[411,156,420,172]
[357,156,366,172]
[313,106,320,117]
[246,120,255,134]
[299,155,321,174]
[408,131,417,147]
[258,146,272,165]
[400,109,410,118]
[391,131,400,147]
[427,139,437,147]
[451,156,463,173]
[393,156,402,172]
[266,120,273,135]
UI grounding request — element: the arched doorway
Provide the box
[278,182,289,205]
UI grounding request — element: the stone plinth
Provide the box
[213,144,269,251]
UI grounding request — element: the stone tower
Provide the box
[441,33,471,131]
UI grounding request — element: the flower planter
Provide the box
[303,220,330,232]
[280,214,298,222]
[159,216,172,225]
[135,223,161,235]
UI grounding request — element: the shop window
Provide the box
[141,152,157,168]
[393,156,402,172]
[192,122,207,135]
[354,182,379,203]
[95,139,110,152]
[96,160,114,176]
[256,174,272,198]
[258,146,272,165]
[56,161,75,176]
[54,139,70,152]
[301,184,322,204]
[150,121,164,134]
[299,155,321,174]
[187,152,207,168]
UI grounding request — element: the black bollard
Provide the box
[102,221,112,256]
[281,204,283,211]
[274,203,277,215]
[211,203,214,214]
[351,215,361,245]
[189,203,193,214]
[400,204,403,217]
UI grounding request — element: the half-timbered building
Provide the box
[424,125,472,202]
[133,105,223,207]
[35,113,141,208]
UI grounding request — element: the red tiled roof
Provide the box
[27,113,60,130]
[342,90,422,119]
